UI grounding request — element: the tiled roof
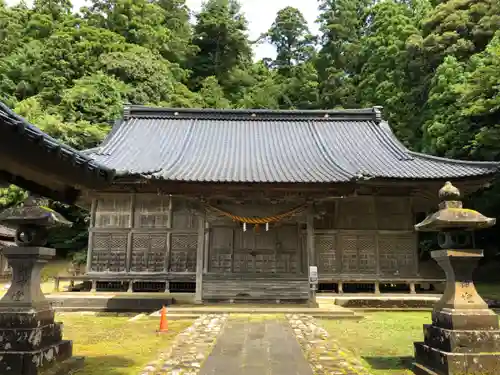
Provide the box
[0,101,117,202]
[0,101,115,183]
[86,106,500,183]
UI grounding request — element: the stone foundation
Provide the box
[414,344,500,375]
[413,250,500,375]
[0,247,78,375]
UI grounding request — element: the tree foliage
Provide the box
[0,0,499,257]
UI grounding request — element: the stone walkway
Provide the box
[287,314,372,375]
[140,314,229,375]
[200,317,314,375]
[141,314,372,375]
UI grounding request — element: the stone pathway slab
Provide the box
[287,314,373,375]
[199,318,314,375]
[139,314,228,375]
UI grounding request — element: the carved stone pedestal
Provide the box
[413,249,500,375]
[0,247,77,375]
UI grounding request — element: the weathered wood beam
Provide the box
[165,196,173,273]
[306,210,315,306]
[125,193,136,272]
[86,198,97,273]
[195,213,206,303]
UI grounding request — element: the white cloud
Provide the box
[5,0,320,60]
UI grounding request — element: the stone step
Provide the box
[147,313,203,320]
[148,307,361,320]
[334,295,440,309]
[48,295,174,313]
[155,306,356,314]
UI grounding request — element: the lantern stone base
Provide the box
[0,247,80,374]
[414,329,500,375]
[413,249,500,375]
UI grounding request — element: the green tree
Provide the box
[421,32,500,160]
[316,0,373,108]
[58,72,128,124]
[421,56,467,157]
[33,0,72,20]
[189,0,252,88]
[356,0,427,147]
[98,45,192,105]
[459,32,500,160]
[199,76,231,109]
[278,62,319,109]
[0,2,30,58]
[14,96,109,149]
[264,6,316,73]
[421,0,500,69]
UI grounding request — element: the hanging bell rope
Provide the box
[206,204,307,225]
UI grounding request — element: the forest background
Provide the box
[0,0,499,266]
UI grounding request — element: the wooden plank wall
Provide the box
[314,196,421,280]
[208,224,303,275]
[202,276,310,301]
[86,193,432,295]
[87,194,200,274]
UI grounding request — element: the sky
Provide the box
[6,0,321,60]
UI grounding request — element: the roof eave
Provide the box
[0,101,117,186]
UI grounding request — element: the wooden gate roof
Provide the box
[0,101,115,203]
[85,106,499,183]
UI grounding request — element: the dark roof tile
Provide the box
[0,101,115,182]
[86,106,500,183]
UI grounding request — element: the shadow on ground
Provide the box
[363,356,414,371]
[76,355,135,375]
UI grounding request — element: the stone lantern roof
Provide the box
[414,181,496,232]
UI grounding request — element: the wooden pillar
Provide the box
[374,281,381,295]
[306,212,316,305]
[195,212,206,304]
[306,212,315,269]
[126,193,136,273]
[409,282,416,294]
[203,221,210,274]
[86,198,97,273]
[373,197,381,278]
[165,196,173,273]
[410,197,420,277]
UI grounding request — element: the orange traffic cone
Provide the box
[158,306,168,333]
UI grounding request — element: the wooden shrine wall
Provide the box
[205,203,305,275]
[88,194,199,273]
[87,193,423,281]
[208,224,303,275]
[313,196,419,279]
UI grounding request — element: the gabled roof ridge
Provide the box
[123,105,384,122]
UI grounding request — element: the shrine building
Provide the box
[1,102,498,303]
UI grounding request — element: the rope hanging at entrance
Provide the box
[206,204,307,232]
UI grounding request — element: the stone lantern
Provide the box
[0,197,81,374]
[413,182,500,375]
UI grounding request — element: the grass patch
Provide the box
[476,283,500,300]
[320,312,434,375]
[57,312,192,375]
[320,312,500,375]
